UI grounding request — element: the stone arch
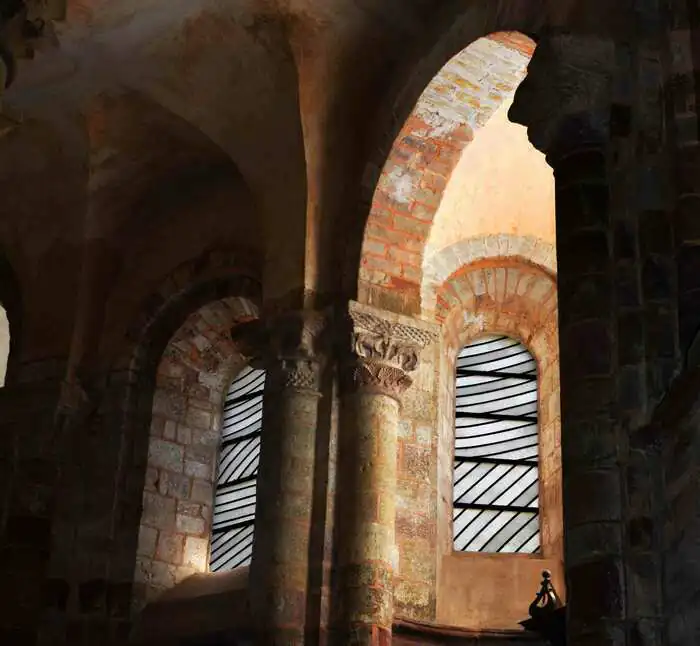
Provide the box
[356,4,545,210]
[85,91,265,369]
[103,246,263,369]
[435,258,557,325]
[434,261,563,630]
[421,235,557,315]
[355,31,537,313]
[102,255,263,615]
[133,295,259,608]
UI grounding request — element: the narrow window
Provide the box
[0,305,8,387]
[453,335,540,553]
[209,365,265,571]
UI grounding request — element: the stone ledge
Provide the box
[130,568,251,645]
[394,617,543,644]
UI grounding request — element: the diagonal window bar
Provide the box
[453,335,540,554]
[210,364,266,572]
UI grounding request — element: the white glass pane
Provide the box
[210,366,265,571]
[453,336,541,553]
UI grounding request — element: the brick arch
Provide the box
[133,296,259,609]
[101,259,263,615]
[357,32,536,313]
[105,246,262,370]
[435,258,557,326]
[421,234,556,315]
[434,260,563,629]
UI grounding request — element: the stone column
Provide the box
[334,302,435,646]
[510,32,635,646]
[660,10,700,646]
[247,310,329,645]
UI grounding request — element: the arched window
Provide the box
[210,364,265,572]
[0,305,8,387]
[453,335,540,553]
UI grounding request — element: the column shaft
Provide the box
[337,389,398,645]
[248,313,327,645]
[333,302,436,646]
[554,145,627,644]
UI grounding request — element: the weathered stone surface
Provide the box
[183,537,209,570]
[148,439,184,473]
[0,5,694,645]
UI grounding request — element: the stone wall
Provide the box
[133,297,255,608]
[434,261,563,631]
[657,368,700,646]
[394,342,440,620]
[377,258,564,632]
[0,359,68,643]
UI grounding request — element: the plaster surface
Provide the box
[426,97,555,259]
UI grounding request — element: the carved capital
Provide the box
[343,302,437,398]
[350,360,414,399]
[231,310,330,392]
[276,357,321,391]
[509,32,617,158]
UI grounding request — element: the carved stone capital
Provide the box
[231,310,330,392]
[509,32,617,159]
[349,360,414,399]
[343,302,438,398]
[276,357,321,391]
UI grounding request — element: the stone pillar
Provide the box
[553,133,630,646]
[659,10,700,645]
[247,310,328,645]
[334,302,435,646]
[511,32,633,646]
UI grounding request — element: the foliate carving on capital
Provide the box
[345,304,438,397]
[350,310,436,372]
[351,360,414,398]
